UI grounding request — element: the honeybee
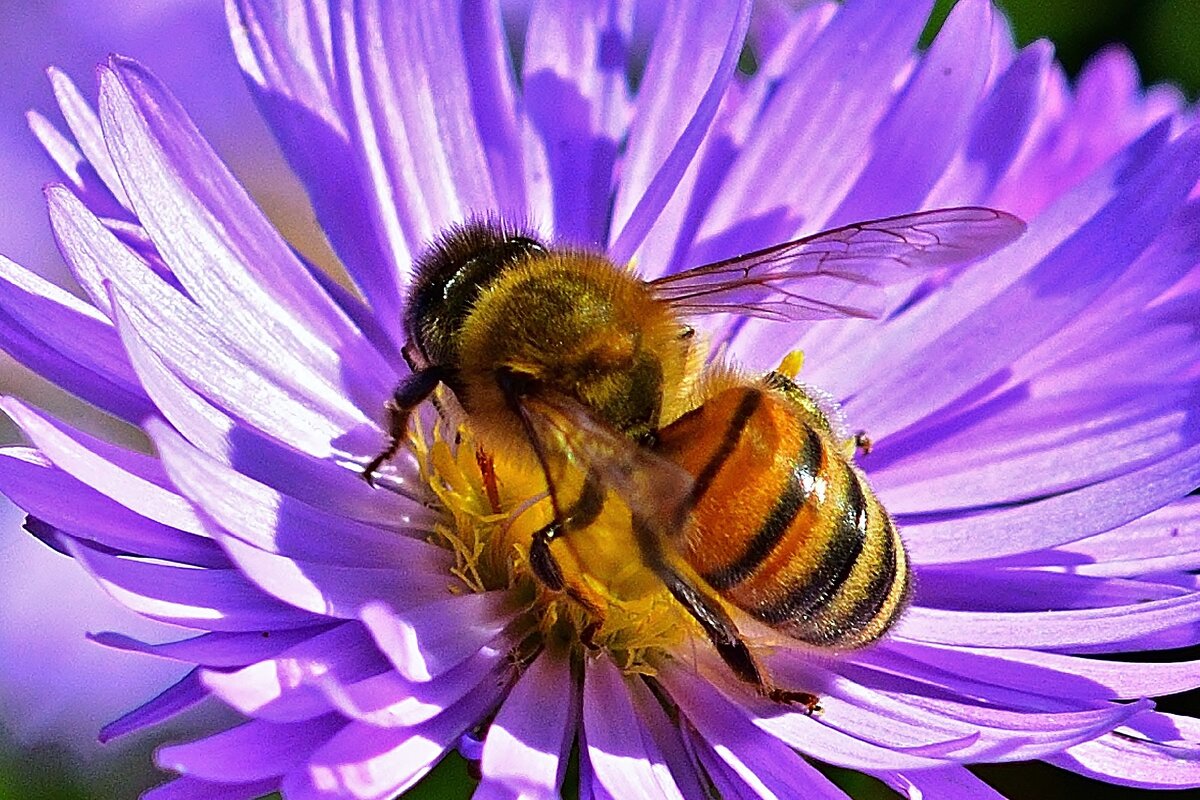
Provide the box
[365,208,1023,704]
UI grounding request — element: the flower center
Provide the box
[410,407,695,675]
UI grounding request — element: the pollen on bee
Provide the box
[408,415,699,675]
[777,349,806,379]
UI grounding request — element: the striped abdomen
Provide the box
[654,384,910,648]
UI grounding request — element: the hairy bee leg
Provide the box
[362,367,445,485]
[529,521,566,591]
[854,430,873,456]
[650,542,819,713]
[530,519,608,648]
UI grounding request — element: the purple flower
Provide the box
[3,1,1200,798]
[0,0,285,765]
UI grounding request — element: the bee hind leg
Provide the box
[657,562,820,714]
[362,367,446,485]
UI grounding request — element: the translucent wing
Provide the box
[517,393,694,545]
[649,206,1025,321]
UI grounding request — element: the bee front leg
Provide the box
[362,367,446,485]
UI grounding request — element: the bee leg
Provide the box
[529,519,607,649]
[653,551,820,713]
[529,520,567,591]
[362,367,446,485]
[853,430,873,456]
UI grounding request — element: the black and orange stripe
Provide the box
[654,382,909,650]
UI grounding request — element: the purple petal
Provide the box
[99,667,207,743]
[607,0,753,262]
[228,0,407,342]
[875,379,1200,516]
[200,529,453,620]
[876,766,1007,800]
[881,639,1200,702]
[1022,495,1200,578]
[201,623,387,723]
[1046,726,1200,789]
[148,418,439,567]
[97,57,392,403]
[112,291,425,520]
[0,252,145,398]
[320,643,509,728]
[769,649,1135,762]
[0,447,226,567]
[828,0,1000,225]
[359,592,516,682]
[475,651,576,799]
[143,777,280,800]
[328,0,503,250]
[89,626,329,668]
[47,66,131,209]
[280,679,506,800]
[896,587,1200,648]
[1,399,203,533]
[901,439,1200,565]
[926,41,1054,207]
[26,109,126,219]
[68,539,317,631]
[157,715,346,782]
[694,0,934,255]
[46,185,378,457]
[662,662,951,770]
[633,1,838,278]
[583,656,693,799]
[671,671,850,798]
[460,0,546,222]
[913,568,1190,612]
[523,0,634,245]
[842,124,1200,437]
[627,673,708,799]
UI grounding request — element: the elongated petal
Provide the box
[98,57,391,404]
[201,624,388,722]
[90,627,326,668]
[115,304,426,525]
[695,0,934,257]
[476,652,576,799]
[0,448,226,567]
[320,644,509,728]
[143,777,280,800]
[359,592,516,682]
[280,681,506,799]
[661,663,945,770]
[157,715,346,782]
[69,540,317,631]
[896,588,1200,649]
[828,0,999,224]
[844,124,1200,435]
[149,418,437,567]
[1046,726,1200,789]
[901,440,1200,564]
[2,399,203,533]
[584,657,690,799]
[608,0,753,262]
[48,66,131,209]
[524,0,635,244]
[876,766,1007,800]
[100,668,207,743]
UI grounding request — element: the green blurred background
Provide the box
[1,1,1199,798]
